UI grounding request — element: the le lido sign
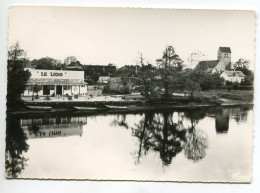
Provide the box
[41,71,63,77]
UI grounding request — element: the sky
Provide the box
[8,6,256,69]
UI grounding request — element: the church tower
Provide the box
[217,47,231,66]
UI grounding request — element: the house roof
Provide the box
[27,78,87,85]
[219,47,231,53]
[222,70,245,77]
[112,70,137,78]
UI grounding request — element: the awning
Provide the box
[26,78,87,86]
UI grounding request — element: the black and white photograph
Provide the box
[5,6,255,182]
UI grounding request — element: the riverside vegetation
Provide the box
[7,42,254,111]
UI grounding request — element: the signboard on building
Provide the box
[28,69,84,80]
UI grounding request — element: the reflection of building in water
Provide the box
[20,116,87,139]
[230,107,248,123]
[215,108,229,134]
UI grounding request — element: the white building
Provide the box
[220,70,245,83]
[23,69,87,96]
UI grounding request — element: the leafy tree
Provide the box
[233,59,254,86]
[85,74,99,84]
[185,70,224,90]
[134,62,157,99]
[64,56,77,65]
[156,45,184,97]
[234,58,250,69]
[32,57,62,70]
[186,51,207,69]
[7,42,31,109]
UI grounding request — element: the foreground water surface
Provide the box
[5,106,253,182]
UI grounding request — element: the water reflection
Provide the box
[5,114,88,177]
[130,111,208,166]
[113,107,251,166]
[6,106,252,179]
[21,115,87,139]
[215,107,250,134]
[5,115,29,178]
[215,108,230,133]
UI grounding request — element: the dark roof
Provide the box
[219,47,231,53]
[67,61,83,66]
[112,70,137,78]
[196,60,220,72]
[27,78,87,85]
[222,70,245,77]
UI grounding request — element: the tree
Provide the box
[185,70,224,90]
[7,42,31,109]
[64,56,77,65]
[233,58,254,86]
[159,45,183,69]
[234,58,250,69]
[156,45,184,98]
[133,53,157,99]
[186,51,207,69]
[85,74,99,84]
[32,57,62,70]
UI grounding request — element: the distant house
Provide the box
[108,69,138,91]
[98,72,111,83]
[196,47,232,73]
[220,70,245,83]
[110,69,138,83]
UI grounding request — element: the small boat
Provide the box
[73,106,98,111]
[105,105,128,110]
[26,105,52,111]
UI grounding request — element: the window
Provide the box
[50,85,55,90]
[64,85,70,90]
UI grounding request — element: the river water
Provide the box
[5,106,253,182]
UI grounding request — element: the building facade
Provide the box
[23,69,87,96]
[220,70,245,83]
[196,47,232,73]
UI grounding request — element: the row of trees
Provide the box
[29,56,80,70]
[135,46,225,100]
[7,42,254,108]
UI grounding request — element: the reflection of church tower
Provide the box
[215,108,230,134]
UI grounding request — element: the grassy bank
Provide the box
[193,89,254,104]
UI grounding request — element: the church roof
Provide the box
[195,60,220,72]
[219,47,231,53]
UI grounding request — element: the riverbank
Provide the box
[8,100,253,116]
[7,89,254,114]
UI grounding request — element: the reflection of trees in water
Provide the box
[5,115,29,178]
[230,107,248,123]
[110,114,129,129]
[122,110,209,166]
[184,128,208,162]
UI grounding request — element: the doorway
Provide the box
[56,85,62,95]
[43,85,50,95]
